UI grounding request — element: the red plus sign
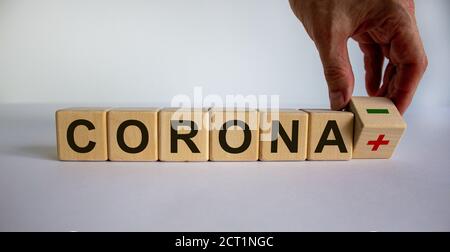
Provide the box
[367,134,390,151]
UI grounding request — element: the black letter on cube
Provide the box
[271,120,299,153]
[315,120,347,153]
[170,120,200,153]
[117,119,149,154]
[219,120,251,154]
[67,119,96,153]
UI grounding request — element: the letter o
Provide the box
[117,120,149,154]
[219,120,251,154]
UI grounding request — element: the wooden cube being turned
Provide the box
[107,108,159,161]
[209,108,259,161]
[259,109,308,161]
[159,108,209,161]
[304,109,354,160]
[348,96,406,159]
[55,108,109,161]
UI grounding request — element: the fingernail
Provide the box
[329,91,345,110]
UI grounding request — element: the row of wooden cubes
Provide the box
[55,97,406,161]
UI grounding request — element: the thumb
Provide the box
[315,37,354,110]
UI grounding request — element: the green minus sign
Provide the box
[367,109,389,114]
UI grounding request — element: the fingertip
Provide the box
[359,43,383,97]
[366,85,379,97]
[365,69,380,96]
[389,93,412,115]
[329,90,350,111]
[393,100,407,115]
[387,63,423,116]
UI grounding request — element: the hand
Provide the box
[289,0,428,114]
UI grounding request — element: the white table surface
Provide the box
[0,104,449,231]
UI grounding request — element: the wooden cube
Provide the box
[209,108,259,161]
[107,108,159,161]
[304,109,354,160]
[159,108,209,161]
[259,109,308,161]
[55,108,109,161]
[348,96,406,159]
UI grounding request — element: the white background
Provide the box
[0,0,449,232]
[0,104,449,231]
[0,0,449,108]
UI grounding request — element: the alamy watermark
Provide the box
[168,86,284,141]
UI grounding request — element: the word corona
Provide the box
[55,97,406,161]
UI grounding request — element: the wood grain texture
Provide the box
[348,96,406,159]
[304,109,353,161]
[158,108,209,161]
[259,109,308,161]
[209,108,259,161]
[55,108,109,161]
[107,108,159,161]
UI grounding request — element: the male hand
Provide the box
[289,0,428,114]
